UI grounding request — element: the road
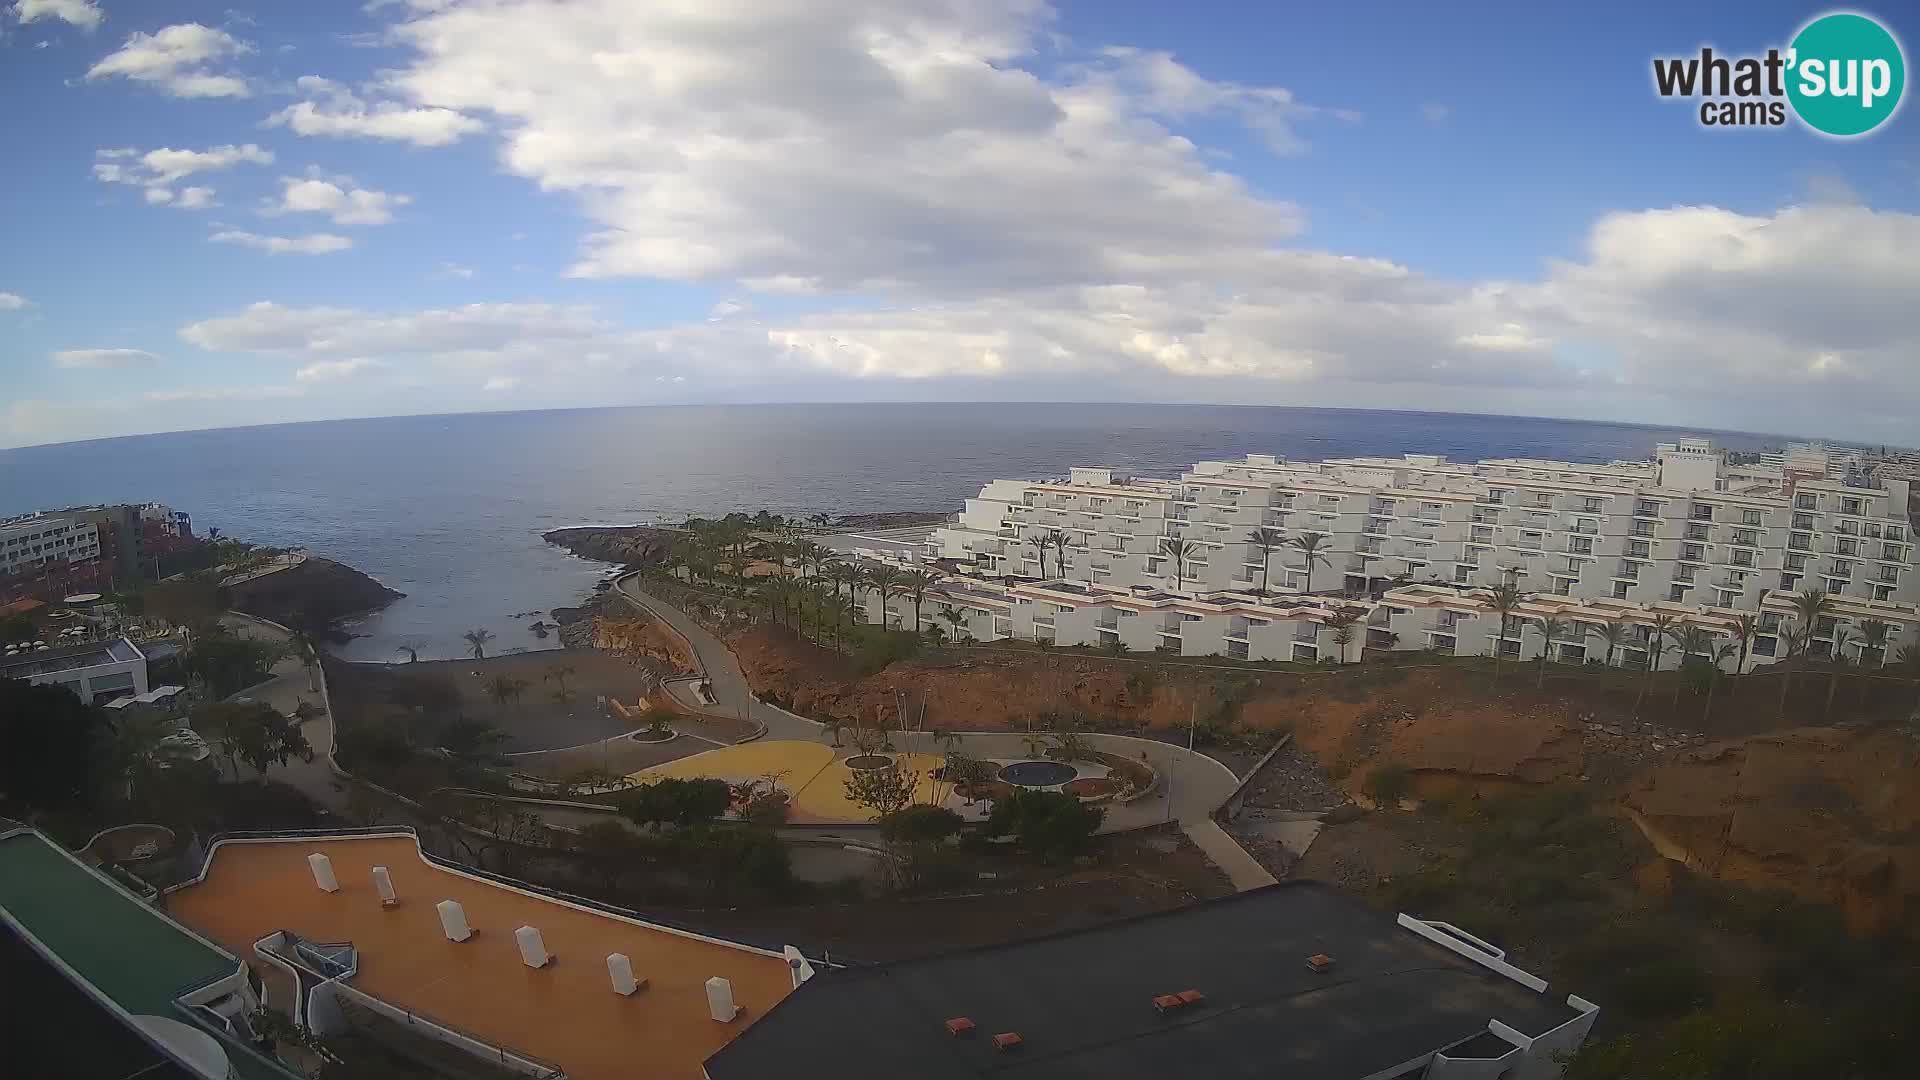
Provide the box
[218,613,349,814]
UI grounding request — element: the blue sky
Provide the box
[2,0,1916,447]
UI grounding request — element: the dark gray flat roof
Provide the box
[0,637,142,680]
[705,882,1578,1080]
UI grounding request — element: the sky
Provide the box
[2,0,1917,449]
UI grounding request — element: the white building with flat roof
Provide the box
[886,438,1919,669]
[0,636,149,704]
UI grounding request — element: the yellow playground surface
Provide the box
[630,740,950,823]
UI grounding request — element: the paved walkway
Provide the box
[218,613,348,814]
[610,575,1246,832]
[1180,818,1279,891]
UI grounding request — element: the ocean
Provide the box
[0,403,1781,661]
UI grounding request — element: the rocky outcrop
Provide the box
[226,556,402,630]
[1625,727,1920,934]
[832,511,948,530]
[543,525,680,566]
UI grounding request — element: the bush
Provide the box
[985,789,1103,862]
[1610,956,1714,1021]
[879,804,964,846]
[1365,763,1412,806]
[620,778,733,829]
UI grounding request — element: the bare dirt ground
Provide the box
[651,824,1235,963]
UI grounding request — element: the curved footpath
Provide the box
[612,574,1277,889]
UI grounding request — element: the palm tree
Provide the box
[1289,532,1332,592]
[484,674,527,711]
[1824,626,1858,720]
[901,568,941,632]
[824,563,859,627]
[1703,642,1736,723]
[544,663,576,702]
[1782,588,1831,713]
[1670,624,1716,708]
[462,628,494,660]
[1245,527,1286,595]
[1042,529,1073,581]
[1855,618,1891,707]
[808,512,833,531]
[865,565,902,627]
[1728,612,1759,676]
[394,637,425,664]
[1534,616,1571,687]
[1637,612,1679,716]
[1158,536,1200,592]
[1025,538,1049,579]
[1485,580,1525,686]
[939,605,970,643]
[1588,619,1631,669]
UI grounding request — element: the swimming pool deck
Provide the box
[167,833,796,1080]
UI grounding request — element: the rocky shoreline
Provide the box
[227,555,403,632]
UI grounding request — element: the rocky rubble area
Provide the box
[543,525,679,566]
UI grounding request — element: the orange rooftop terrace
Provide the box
[166,832,799,1080]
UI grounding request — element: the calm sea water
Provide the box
[0,404,1780,661]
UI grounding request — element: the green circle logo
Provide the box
[1787,12,1906,136]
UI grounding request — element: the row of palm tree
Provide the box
[1481,583,1913,723]
[1151,527,1334,595]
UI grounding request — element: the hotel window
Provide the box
[1628,539,1652,558]
[1880,565,1900,583]
[1792,512,1816,530]
[1680,543,1703,561]
[1583,497,1605,513]
[1785,554,1807,571]
[1789,531,1813,551]
[1669,585,1687,602]
[1876,585,1897,601]
[1837,538,1858,556]
[1837,520,1859,536]
[1742,509,1763,526]
[1612,581,1631,598]
[1636,499,1660,515]
[1535,493,1555,508]
[1842,497,1864,515]
[1732,529,1758,546]
[1731,550,1754,568]
[1632,520,1656,538]
[1685,523,1710,541]
[1719,590,1739,607]
[1889,526,1907,542]
[1824,577,1847,593]
[1796,493,1818,509]
[1674,565,1695,582]
[1780,573,1800,591]
[1454,565,1472,583]
[1690,503,1714,521]
[1569,536,1593,555]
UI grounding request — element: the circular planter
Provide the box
[628,727,676,744]
[997,760,1078,788]
[1062,776,1117,800]
[844,753,893,771]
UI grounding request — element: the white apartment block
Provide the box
[869,439,1920,670]
[0,513,102,578]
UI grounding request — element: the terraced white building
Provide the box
[855,439,1919,669]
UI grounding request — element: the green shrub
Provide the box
[985,789,1103,862]
[1365,763,1412,806]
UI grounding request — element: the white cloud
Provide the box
[295,357,384,382]
[707,298,750,321]
[13,0,103,30]
[371,0,1306,287]
[432,261,475,280]
[268,75,481,146]
[0,292,30,310]
[1420,102,1452,125]
[54,347,159,368]
[481,376,519,392]
[86,23,251,98]
[269,176,411,225]
[92,145,270,208]
[209,230,353,255]
[145,385,304,403]
[174,186,218,209]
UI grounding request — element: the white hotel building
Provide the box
[857,439,1919,670]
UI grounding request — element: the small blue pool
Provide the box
[998,760,1077,787]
